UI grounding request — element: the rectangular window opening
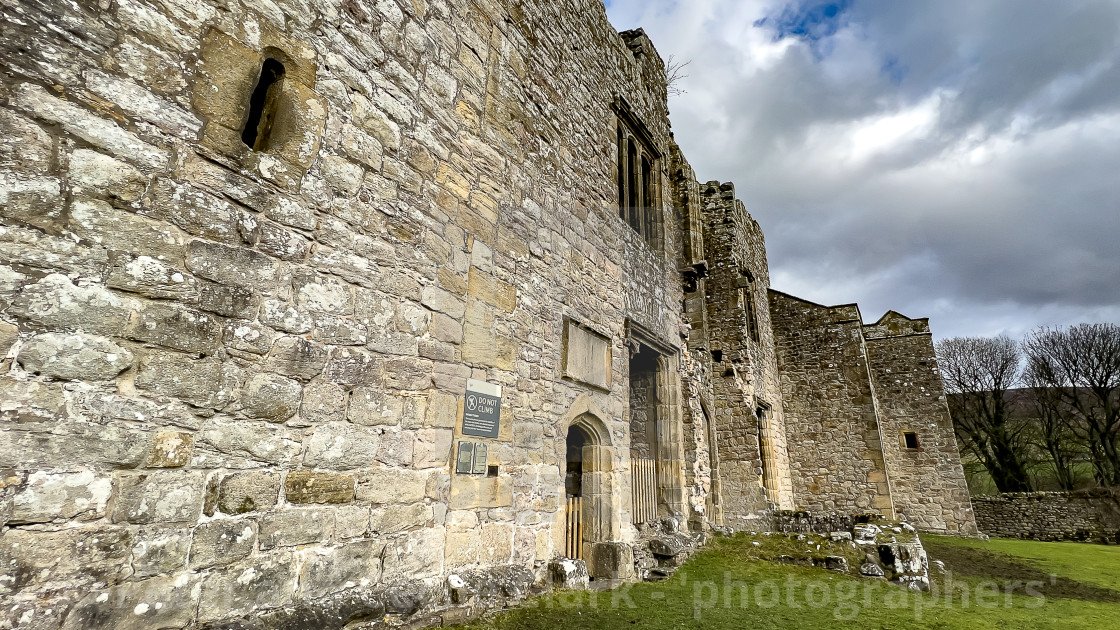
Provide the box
[903,432,920,450]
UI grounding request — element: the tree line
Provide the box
[935,323,1120,493]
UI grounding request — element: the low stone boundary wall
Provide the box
[972,489,1120,543]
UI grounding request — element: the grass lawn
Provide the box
[451,534,1120,629]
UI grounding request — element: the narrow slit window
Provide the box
[241,57,286,151]
[617,127,626,223]
[903,432,920,450]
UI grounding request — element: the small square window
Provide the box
[903,432,920,450]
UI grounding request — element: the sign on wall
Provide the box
[455,441,489,475]
[461,378,502,438]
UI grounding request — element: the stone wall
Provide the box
[769,292,895,517]
[863,313,977,535]
[0,0,689,626]
[702,182,793,530]
[0,0,980,625]
[973,490,1120,543]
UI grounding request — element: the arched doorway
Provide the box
[562,408,615,563]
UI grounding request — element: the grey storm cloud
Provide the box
[605,0,1120,340]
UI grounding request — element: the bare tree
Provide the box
[1023,323,1120,486]
[1022,366,1084,490]
[665,55,691,97]
[936,336,1034,492]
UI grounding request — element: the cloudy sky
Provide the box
[603,0,1120,340]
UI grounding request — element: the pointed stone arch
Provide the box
[562,396,618,571]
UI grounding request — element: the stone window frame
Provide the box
[613,96,664,251]
[735,270,761,343]
[561,316,613,393]
[901,431,921,450]
[756,402,780,500]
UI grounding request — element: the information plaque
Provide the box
[455,441,489,475]
[461,378,502,438]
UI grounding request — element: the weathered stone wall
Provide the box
[769,292,895,517]
[0,0,982,624]
[702,182,793,530]
[972,490,1120,543]
[0,0,690,626]
[863,313,977,535]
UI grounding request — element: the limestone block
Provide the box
[145,430,194,467]
[223,319,277,355]
[285,470,355,504]
[198,281,258,318]
[0,527,132,595]
[8,274,136,337]
[83,69,202,140]
[197,552,300,622]
[111,471,205,524]
[186,239,278,289]
[548,558,589,590]
[135,353,235,409]
[148,180,239,244]
[10,470,112,523]
[381,527,445,581]
[421,285,465,319]
[304,422,380,470]
[413,428,453,469]
[190,518,258,569]
[127,302,223,355]
[429,312,463,344]
[260,298,314,334]
[70,197,185,261]
[444,529,481,567]
[461,324,517,370]
[323,346,378,387]
[0,321,17,358]
[130,527,191,578]
[265,336,329,381]
[300,382,348,422]
[268,195,318,230]
[376,428,416,466]
[107,255,199,301]
[382,356,433,390]
[0,108,52,172]
[217,471,281,514]
[68,148,148,202]
[479,522,513,564]
[62,573,203,630]
[195,417,302,467]
[467,268,516,313]
[589,542,635,581]
[348,385,403,426]
[299,539,385,599]
[355,466,427,506]
[242,372,303,421]
[11,83,169,170]
[259,507,336,549]
[335,505,372,539]
[16,332,133,381]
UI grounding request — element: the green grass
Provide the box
[926,534,1120,592]
[450,534,1120,629]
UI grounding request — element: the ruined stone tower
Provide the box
[0,0,975,627]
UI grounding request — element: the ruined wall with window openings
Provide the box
[0,0,974,627]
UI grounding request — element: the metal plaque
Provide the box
[455,442,474,474]
[471,443,489,475]
[461,378,502,438]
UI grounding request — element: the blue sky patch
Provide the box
[754,0,853,44]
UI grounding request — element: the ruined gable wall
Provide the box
[863,315,977,534]
[0,0,687,625]
[701,182,792,529]
[768,292,895,517]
